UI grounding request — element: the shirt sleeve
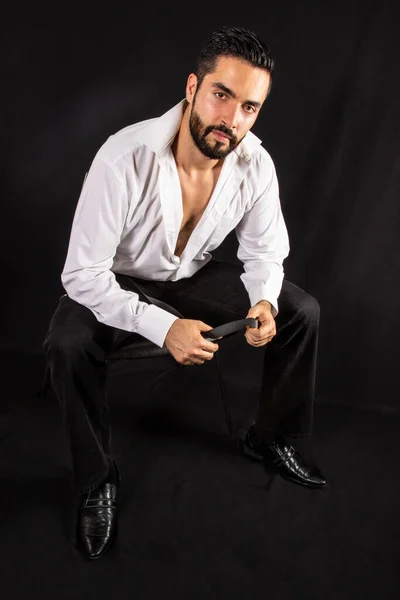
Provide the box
[235,158,290,316]
[61,157,178,347]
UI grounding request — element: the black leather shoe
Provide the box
[76,464,119,559]
[243,427,327,488]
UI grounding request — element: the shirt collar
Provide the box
[136,99,262,164]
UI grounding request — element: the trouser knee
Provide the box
[297,294,320,326]
[43,328,93,369]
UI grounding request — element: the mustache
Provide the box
[204,124,235,141]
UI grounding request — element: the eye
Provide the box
[215,92,226,99]
[243,104,256,114]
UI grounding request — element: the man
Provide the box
[43,26,326,560]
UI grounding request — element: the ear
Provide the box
[186,73,198,103]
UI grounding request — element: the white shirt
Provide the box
[61,100,290,348]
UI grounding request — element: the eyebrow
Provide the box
[212,81,261,109]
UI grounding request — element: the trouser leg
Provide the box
[42,294,130,493]
[252,280,320,440]
[41,274,174,493]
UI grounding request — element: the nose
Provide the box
[221,104,241,130]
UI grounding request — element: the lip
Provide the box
[212,130,230,143]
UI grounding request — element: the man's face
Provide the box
[187,55,271,160]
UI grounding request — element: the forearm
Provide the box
[61,267,178,347]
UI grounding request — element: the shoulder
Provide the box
[244,144,278,194]
[93,116,158,171]
[91,101,184,173]
[239,130,277,180]
[251,145,276,175]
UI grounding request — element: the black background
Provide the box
[2,0,400,413]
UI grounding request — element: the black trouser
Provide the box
[42,259,319,494]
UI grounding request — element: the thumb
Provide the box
[197,321,222,340]
[246,308,258,320]
[198,321,214,333]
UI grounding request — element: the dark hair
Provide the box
[195,26,275,88]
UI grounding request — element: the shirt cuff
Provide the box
[136,304,180,348]
[248,287,279,318]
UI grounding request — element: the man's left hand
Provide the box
[245,300,276,347]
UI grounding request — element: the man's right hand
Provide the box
[164,319,220,366]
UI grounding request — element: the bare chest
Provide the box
[174,173,219,258]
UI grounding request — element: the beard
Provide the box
[188,99,241,160]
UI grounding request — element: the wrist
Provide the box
[256,299,272,311]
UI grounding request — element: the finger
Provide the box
[247,323,274,336]
[199,337,220,352]
[259,323,276,336]
[247,335,274,346]
[195,348,216,361]
[206,341,220,352]
[245,332,265,343]
[183,357,206,366]
[261,334,275,343]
